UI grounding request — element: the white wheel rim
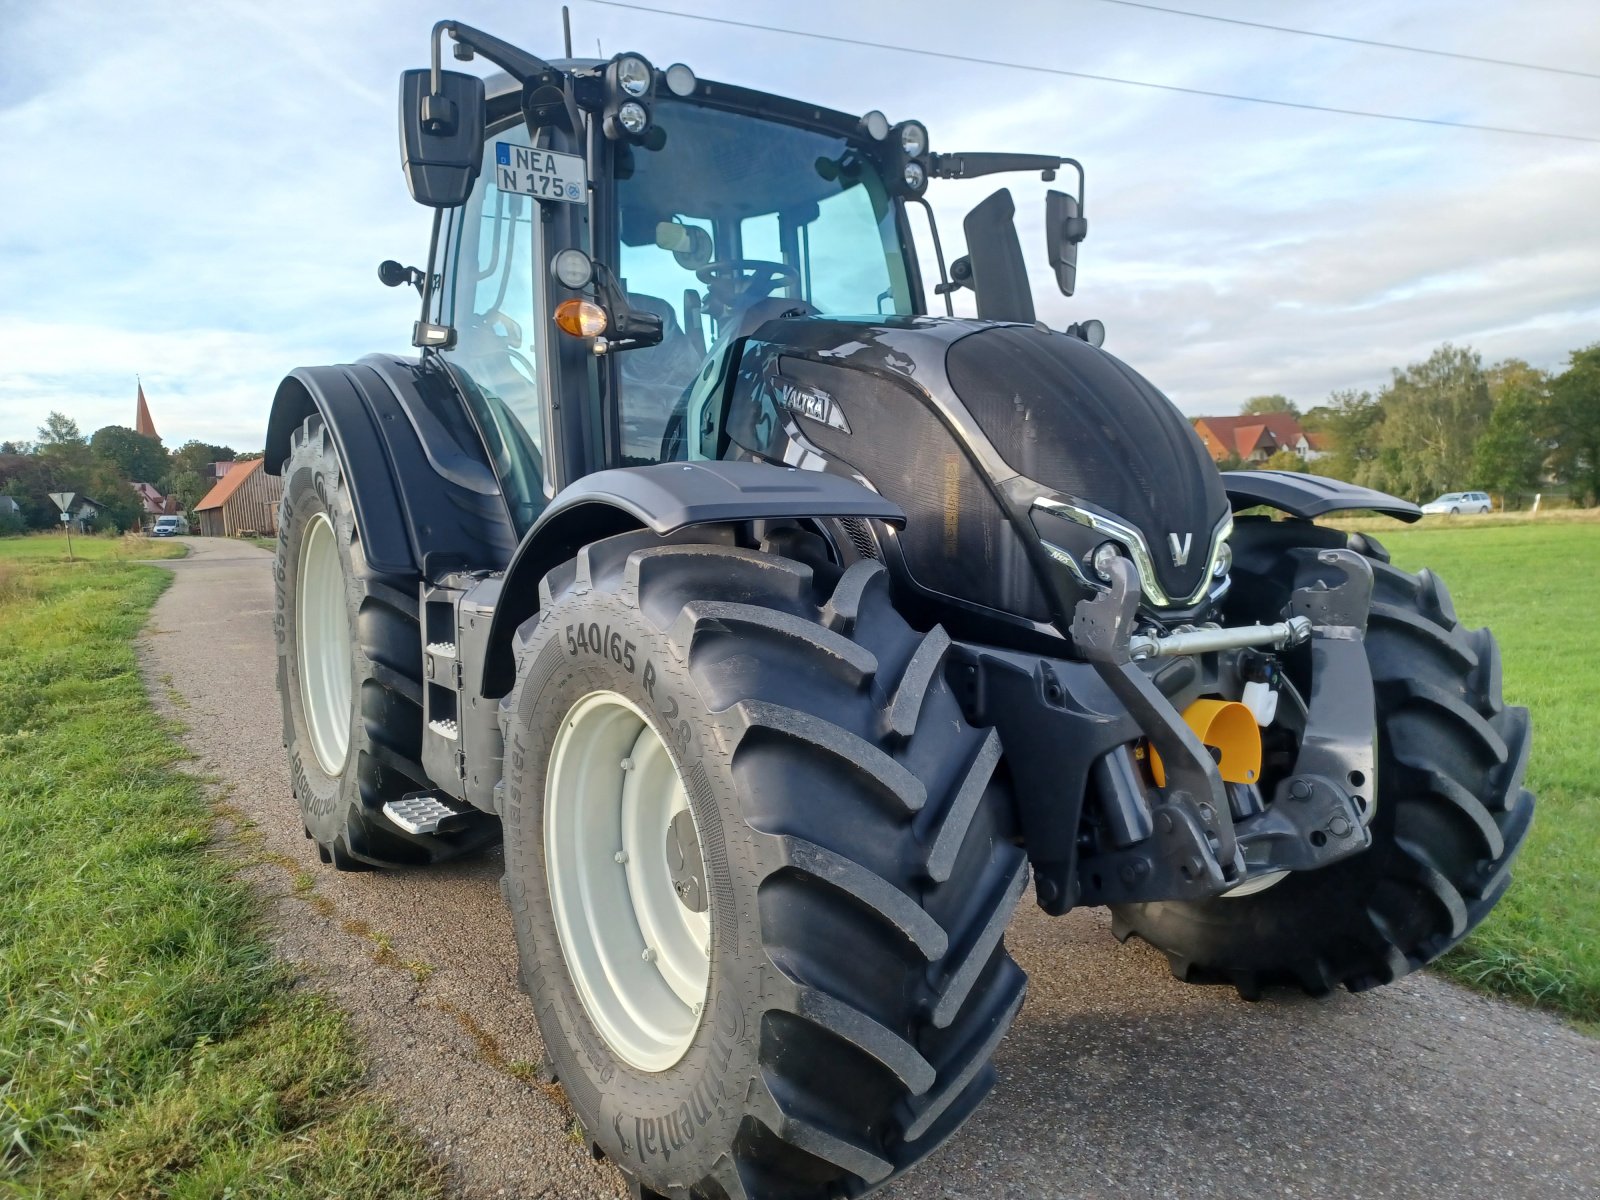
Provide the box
[296,512,353,776]
[545,691,711,1072]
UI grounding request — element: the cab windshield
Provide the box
[613,97,915,460]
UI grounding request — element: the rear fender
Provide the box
[264,355,517,578]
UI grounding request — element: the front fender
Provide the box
[479,460,905,697]
[1221,470,1421,523]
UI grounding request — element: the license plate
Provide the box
[494,142,586,204]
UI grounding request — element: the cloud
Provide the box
[1,0,1597,446]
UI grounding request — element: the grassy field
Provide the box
[0,541,441,1196]
[0,531,189,563]
[1325,516,1600,1026]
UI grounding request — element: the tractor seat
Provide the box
[715,296,818,348]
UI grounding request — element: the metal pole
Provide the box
[65,517,74,562]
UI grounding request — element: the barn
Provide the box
[194,459,282,537]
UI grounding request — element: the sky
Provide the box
[2,0,1597,450]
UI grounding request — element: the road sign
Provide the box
[49,491,75,513]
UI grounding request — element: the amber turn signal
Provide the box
[554,299,608,338]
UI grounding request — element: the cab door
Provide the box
[439,119,552,532]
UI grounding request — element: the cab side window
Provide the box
[442,122,547,527]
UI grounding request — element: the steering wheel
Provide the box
[696,260,799,310]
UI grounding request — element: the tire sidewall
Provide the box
[502,585,763,1185]
[275,436,364,845]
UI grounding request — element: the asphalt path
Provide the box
[139,536,1600,1199]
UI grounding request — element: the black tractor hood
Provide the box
[736,314,1230,609]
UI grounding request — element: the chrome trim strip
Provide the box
[1032,496,1233,608]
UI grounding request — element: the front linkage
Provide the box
[955,548,1379,915]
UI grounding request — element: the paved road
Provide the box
[140,536,1600,1200]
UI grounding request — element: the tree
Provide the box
[167,440,235,477]
[1474,390,1545,507]
[1374,344,1491,501]
[1259,448,1306,473]
[1550,343,1600,506]
[1473,360,1550,508]
[166,469,210,517]
[0,439,34,455]
[91,424,169,483]
[37,412,85,446]
[1305,389,1383,486]
[1240,394,1299,418]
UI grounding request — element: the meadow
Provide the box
[0,536,440,1196]
[1327,514,1600,1027]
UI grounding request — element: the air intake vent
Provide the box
[839,517,880,561]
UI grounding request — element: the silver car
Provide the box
[1420,490,1492,515]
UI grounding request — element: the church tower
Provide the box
[135,379,159,440]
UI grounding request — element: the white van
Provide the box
[152,515,189,537]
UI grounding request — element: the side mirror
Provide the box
[1046,190,1089,297]
[963,188,1035,324]
[399,68,485,207]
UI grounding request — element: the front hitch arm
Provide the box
[1233,549,1377,875]
[1069,549,1379,905]
[1070,558,1246,903]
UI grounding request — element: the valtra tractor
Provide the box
[266,20,1534,1199]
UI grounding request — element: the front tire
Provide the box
[500,528,1029,1199]
[275,414,497,868]
[1111,531,1534,998]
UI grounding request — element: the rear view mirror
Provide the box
[1046,190,1089,297]
[399,68,485,207]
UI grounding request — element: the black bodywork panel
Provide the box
[477,460,905,698]
[264,354,518,579]
[719,314,1231,650]
[1222,469,1421,523]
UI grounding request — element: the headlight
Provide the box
[1213,540,1232,578]
[617,101,649,135]
[903,160,926,190]
[861,109,890,141]
[616,55,651,96]
[899,120,928,157]
[664,63,696,97]
[551,248,594,290]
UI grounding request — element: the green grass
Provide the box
[1347,520,1600,1025]
[0,532,187,562]
[0,554,441,1196]
[250,538,278,553]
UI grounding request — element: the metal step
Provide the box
[427,717,459,739]
[425,640,458,659]
[383,791,474,835]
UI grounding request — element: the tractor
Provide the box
[266,20,1534,1200]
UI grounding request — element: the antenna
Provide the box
[562,6,573,58]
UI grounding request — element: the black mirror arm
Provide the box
[931,153,1086,215]
[590,263,665,352]
[433,20,556,90]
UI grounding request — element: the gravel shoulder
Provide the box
[139,536,1600,1200]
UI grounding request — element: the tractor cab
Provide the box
[393,25,1087,531]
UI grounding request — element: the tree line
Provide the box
[1232,342,1600,508]
[0,413,249,534]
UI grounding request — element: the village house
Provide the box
[194,458,283,537]
[1191,413,1323,464]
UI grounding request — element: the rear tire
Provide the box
[275,414,498,868]
[500,528,1029,1199]
[1111,536,1534,998]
